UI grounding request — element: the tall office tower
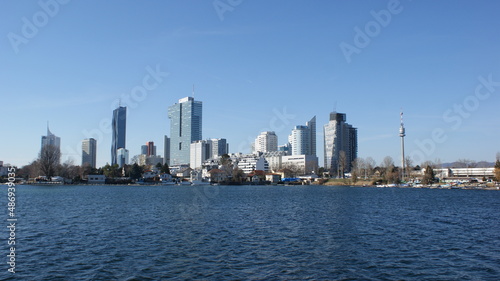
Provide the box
[323,112,357,176]
[111,106,127,166]
[306,116,316,156]
[82,138,97,168]
[146,141,156,156]
[168,97,202,165]
[253,131,278,154]
[141,145,148,155]
[288,116,316,156]
[117,148,129,168]
[209,138,228,158]
[164,135,170,165]
[41,123,61,163]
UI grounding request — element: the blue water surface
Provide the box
[1,185,499,280]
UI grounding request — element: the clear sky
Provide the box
[1,0,499,168]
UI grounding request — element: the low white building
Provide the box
[433,167,494,180]
[237,155,269,174]
[87,175,106,184]
[282,155,318,175]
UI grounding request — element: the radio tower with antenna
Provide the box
[399,110,406,182]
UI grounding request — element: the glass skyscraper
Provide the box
[111,106,127,166]
[41,124,61,164]
[168,97,202,165]
[82,138,97,168]
[323,112,357,176]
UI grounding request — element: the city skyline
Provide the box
[2,1,499,167]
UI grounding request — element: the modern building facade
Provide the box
[237,155,269,173]
[146,141,156,156]
[82,138,97,168]
[209,138,228,158]
[253,131,278,154]
[116,148,129,168]
[111,106,127,166]
[323,112,358,176]
[168,97,202,165]
[41,124,61,164]
[282,155,318,175]
[190,138,229,169]
[190,140,210,169]
[164,135,170,165]
[41,125,61,150]
[288,116,316,156]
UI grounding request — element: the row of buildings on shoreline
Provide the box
[37,96,359,181]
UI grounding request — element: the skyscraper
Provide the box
[164,135,170,165]
[254,131,278,154]
[209,138,228,158]
[111,106,127,166]
[41,124,61,150]
[146,141,156,156]
[288,116,316,156]
[41,123,61,164]
[117,148,129,168]
[168,97,202,165]
[324,112,357,176]
[82,138,97,168]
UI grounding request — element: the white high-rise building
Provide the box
[190,138,228,169]
[253,131,278,154]
[190,140,209,169]
[288,116,316,156]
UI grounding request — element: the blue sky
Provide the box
[1,0,499,168]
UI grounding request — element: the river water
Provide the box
[1,185,499,280]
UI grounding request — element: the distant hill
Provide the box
[441,161,494,168]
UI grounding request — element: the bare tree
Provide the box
[338,150,347,178]
[18,161,39,179]
[352,157,365,181]
[405,156,413,179]
[381,156,394,169]
[38,145,61,178]
[365,157,376,178]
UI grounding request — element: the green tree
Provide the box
[422,165,435,184]
[102,163,120,178]
[160,163,170,174]
[130,163,144,180]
